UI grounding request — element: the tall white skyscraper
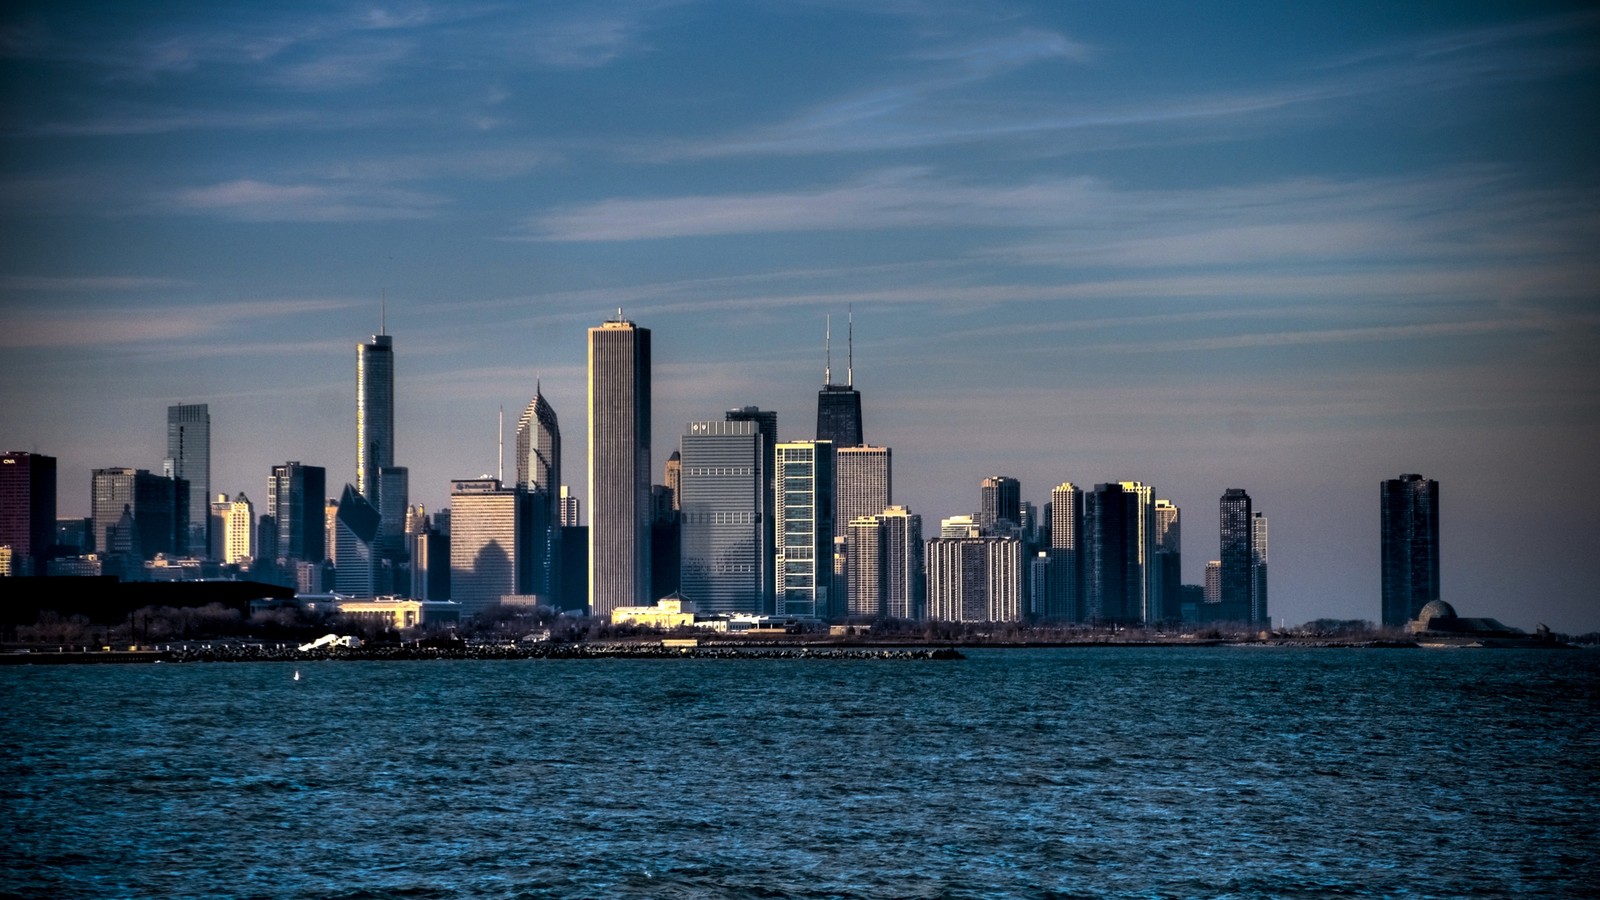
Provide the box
[164,403,209,556]
[587,316,651,617]
[833,446,891,539]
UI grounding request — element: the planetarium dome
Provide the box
[1415,600,1458,627]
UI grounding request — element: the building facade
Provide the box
[164,403,210,556]
[91,467,183,563]
[449,478,537,617]
[356,331,394,502]
[1154,499,1181,623]
[979,476,1021,533]
[1251,510,1269,627]
[678,420,767,615]
[1381,473,1440,627]
[268,461,326,565]
[775,440,834,618]
[925,531,1022,622]
[1083,483,1130,623]
[223,492,255,564]
[0,451,55,576]
[587,316,652,617]
[1219,488,1253,622]
[334,484,380,597]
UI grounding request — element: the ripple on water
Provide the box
[1,649,1597,898]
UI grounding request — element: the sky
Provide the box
[2,1,1597,631]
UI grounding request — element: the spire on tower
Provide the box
[824,315,833,386]
[847,305,854,388]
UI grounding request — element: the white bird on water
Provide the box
[293,670,300,681]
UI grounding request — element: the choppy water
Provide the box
[2,648,1597,898]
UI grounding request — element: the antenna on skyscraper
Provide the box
[381,289,387,336]
[497,405,504,484]
[824,315,832,386]
[847,305,854,388]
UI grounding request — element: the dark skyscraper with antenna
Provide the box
[815,313,863,448]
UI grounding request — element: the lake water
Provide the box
[2,648,1597,898]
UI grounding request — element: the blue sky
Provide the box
[2,2,1597,629]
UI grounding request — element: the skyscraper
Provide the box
[587,315,651,616]
[815,316,863,448]
[1117,481,1157,622]
[775,440,834,618]
[1154,499,1181,623]
[515,386,561,498]
[91,467,183,562]
[1381,474,1440,627]
[979,476,1021,533]
[678,420,767,614]
[926,526,1022,623]
[1219,488,1253,622]
[1033,483,1082,621]
[1083,483,1130,623]
[164,403,209,556]
[356,331,394,502]
[333,483,379,597]
[879,506,923,621]
[223,492,254,564]
[834,446,891,537]
[662,452,682,511]
[1,451,55,577]
[1251,511,1269,627]
[515,387,562,600]
[450,478,537,617]
[725,406,779,607]
[268,461,326,565]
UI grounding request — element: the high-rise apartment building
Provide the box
[268,462,326,564]
[926,529,1022,622]
[845,505,923,620]
[834,446,890,539]
[587,315,651,616]
[91,467,183,562]
[558,486,580,527]
[775,440,834,618]
[356,331,394,502]
[1,451,55,577]
[979,476,1021,533]
[1381,474,1440,627]
[1154,499,1181,623]
[1031,483,1082,621]
[1218,488,1253,622]
[223,492,255,564]
[845,516,883,617]
[1083,483,1131,623]
[377,466,409,559]
[1118,481,1156,622]
[1204,560,1221,605]
[678,420,767,615]
[208,493,230,560]
[1251,511,1269,627]
[449,478,537,617]
[164,403,209,556]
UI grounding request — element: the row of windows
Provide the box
[685,467,754,477]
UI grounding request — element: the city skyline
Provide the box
[1,3,1596,631]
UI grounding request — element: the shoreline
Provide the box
[1,635,1577,664]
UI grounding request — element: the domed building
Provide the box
[1407,599,1559,647]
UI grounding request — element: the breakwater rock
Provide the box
[158,643,966,663]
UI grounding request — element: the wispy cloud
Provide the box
[0,298,359,349]
[167,179,446,222]
[0,275,187,292]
